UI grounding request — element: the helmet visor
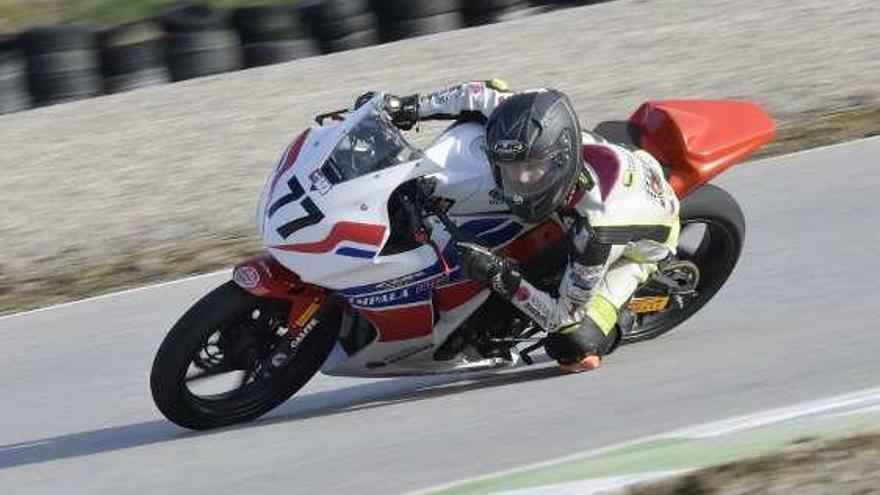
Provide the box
[497,155,559,198]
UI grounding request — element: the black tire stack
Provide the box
[98,21,171,94]
[461,0,545,27]
[298,0,380,54]
[20,25,103,107]
[370,0,463,43]
[158,4,242,82]
[0,35,31,114]
[233,5,319,68]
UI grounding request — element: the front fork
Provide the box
[233,252,329,357]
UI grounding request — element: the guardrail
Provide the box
[0,0,599,114]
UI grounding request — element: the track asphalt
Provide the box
[1,138,879,494]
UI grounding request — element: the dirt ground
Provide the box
[1,102,879,315]
[626,433,880,495]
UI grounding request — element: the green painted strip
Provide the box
[423,411,880,495]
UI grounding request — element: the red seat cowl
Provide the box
[629,100,776,197]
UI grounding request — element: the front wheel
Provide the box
[150,281,340,430]
[621,184,745,343]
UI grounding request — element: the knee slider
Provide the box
[545,319,617,364]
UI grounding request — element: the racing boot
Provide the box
[543,309,618,373]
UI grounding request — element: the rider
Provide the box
[375,80,681,372]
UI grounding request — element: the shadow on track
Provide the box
[0,363,564,469]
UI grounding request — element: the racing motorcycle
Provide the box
[150,94,775,430]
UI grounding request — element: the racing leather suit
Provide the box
[398,80,681,361]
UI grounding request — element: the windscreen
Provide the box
[320,109,421,184]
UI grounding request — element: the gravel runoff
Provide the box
[0,0,878,290]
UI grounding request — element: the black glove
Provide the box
[355,92,419,130]
[384,94,419,130]
[455,242,522,299]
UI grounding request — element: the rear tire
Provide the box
[621,184,745,343]
[150,281,340,430]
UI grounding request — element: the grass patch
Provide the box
[1,102,879,315]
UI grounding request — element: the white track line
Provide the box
[403,385,880,495]
[673,385,880,438]
[489,471,683,495]
[0,269,230,322]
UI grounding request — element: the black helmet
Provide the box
[486,89,581,223]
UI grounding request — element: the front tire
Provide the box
[621,184,745,343]
[150,281,340,430]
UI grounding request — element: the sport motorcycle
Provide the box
[150,94,775,430]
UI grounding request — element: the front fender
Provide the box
[233,252,329,333]
[232,252,306,299]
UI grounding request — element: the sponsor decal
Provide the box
[374,270,429,291]
[413,275,448,294]
[290,317,320,349]
[233,265,260,289]
[309,169,332,195]
[641,162,667,207]
[430,85,465,105]
[467,82,485,98]
[517,290,553,329]
[629,296,669,314]
[492,140,526,161]
[514,285,530,301]
[352,288,412,307]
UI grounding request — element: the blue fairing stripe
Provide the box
[335,247,376,259]
[460,218,507,235]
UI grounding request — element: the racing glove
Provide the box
[355,92,419,130]
[455,242,522,300]
[455,242,559,331]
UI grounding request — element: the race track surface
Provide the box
[1,138,879,494]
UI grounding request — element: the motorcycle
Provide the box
[150,94,775,430]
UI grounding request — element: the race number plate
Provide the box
[629,296,669,314]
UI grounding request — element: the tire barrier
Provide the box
[299,0,380,54]
[0,0,604,115]
[462,0,544,27]
[98,21,171,94]
[232,5,319,67]
[20,25,103,107]
[158,4,243,81]
[0,36,31,114]
[370,0,463,43]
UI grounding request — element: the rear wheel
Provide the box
[621,184,745,343]
[150,281,340,430]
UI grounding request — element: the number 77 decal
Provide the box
[268,176,325,239]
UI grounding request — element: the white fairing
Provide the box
[424,122,509,215]
[257,97,524,377]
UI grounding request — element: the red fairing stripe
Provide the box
[359,304,433,342]
[434,280,485,311]
[273,221,386,253]
[265,129,311,217]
